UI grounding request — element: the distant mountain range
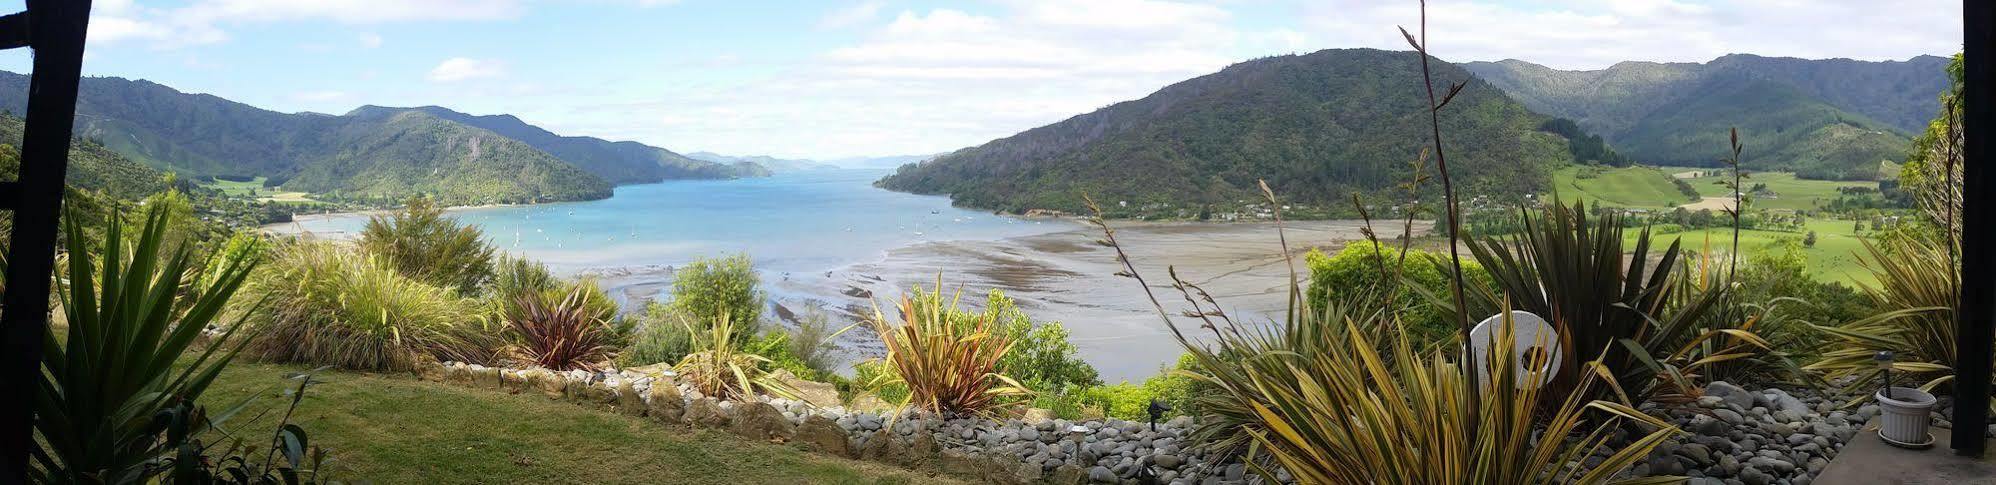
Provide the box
[686,152,837,172]
[878,50,1949,215]
[878,48,1588,215]
[1463,54,1949,180]
[0,72,765,205]
[686,152,940,171]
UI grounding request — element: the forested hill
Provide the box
[1463,55,1949,180]
[0,71,737,204]
[876,48,1583,216]
[354,106,760,183]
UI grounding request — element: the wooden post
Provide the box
[1954,0,1993,457]
[0,0,93,480]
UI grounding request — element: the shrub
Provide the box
[674,314,795,401]
[852,359,910,404]
[505,285,618,371]
[359,195,496,295]
[785,307,847,377]
[667,253,766,338]
[616,301,694,367]
[36,205,261,483]
[488,253,559,313]
[1305,240,1490,349]
[866,285,1031,417]
[245,241,485,371]
[982,290,1101,391]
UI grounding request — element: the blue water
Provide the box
[279,169,1071,274]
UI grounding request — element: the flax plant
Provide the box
[1086,193,1680,484]
[1808,233,1961,392]
[505,285,618,371]
[864,283,1032,417]
[674,313,796,401]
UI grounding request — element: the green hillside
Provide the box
[357,106,760,183]
[284,111,611,205]
[878,49,1582,215]
[0,115,168,200]
[0,71,740,205]
[1463,55,1946,180]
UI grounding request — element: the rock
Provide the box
[1089,466,1117,483]
[1707,381,1755,409]
[1050,464,1087,484]
[794,414,852,456]
[731,401,796,441]
[1691,414,1729,435]
[1678,443,1713,463]
[857,413,882,431]
[685,398,730,428]
[851,393,896,414]
[771,370,842,409]
[1023,408,1057,424]
[1766,389,1810,416]
[1740,467,1774,485]
[527,370,566,399]
[1154,454,1184,469]
[615,381,646,417]
[1019,428,1041,442]
[417,362,450,382]
[1715,409,1747,424]
[1748,456,1796,474]
[473,367,503,389]
[859,430,908,464]
[645,383,685,423]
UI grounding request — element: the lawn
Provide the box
[1659,167,1879,211]
[1630,219,1878,287]
[199,176,322,205]
[199,362,959,484]
[1549,165,1697,208]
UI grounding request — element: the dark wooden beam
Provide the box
[1954,0,1994,457]
[0,0,93,480]
[0,13,30,51]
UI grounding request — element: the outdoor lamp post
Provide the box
[1146,399,1173,431]
[1875,351,1895,400]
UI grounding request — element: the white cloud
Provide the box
[820,0,887,29]
[552,0,1256,158]
[358,32,384,48]
[427,57,506,82]
[88,0,522,48]
[1297,0,1961,70]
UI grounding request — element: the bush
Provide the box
[982,290,1100,391]
[359,195,496,295]
[246,241,486,371]
[1304,240,1489,349]
[616,301,694,367]
[668,254,766,337]
[35,205,262,483]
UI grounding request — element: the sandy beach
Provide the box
[597,218,1424,382]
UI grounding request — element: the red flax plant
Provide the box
[506,286,616,371]
[865,283,1033,418]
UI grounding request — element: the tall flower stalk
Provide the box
[1399,0,1478,421]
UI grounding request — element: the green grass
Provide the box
[1550,165,1696,208]
[200,362,958,484]
[200,176,323,205]
[1632,219,1876,287]
[1659,167,1878,211]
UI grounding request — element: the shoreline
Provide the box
[748,218,1425,382]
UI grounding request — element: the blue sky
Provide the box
[0,0,1963,159]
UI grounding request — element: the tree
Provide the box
[1803,231,1818,248]
[359,195,496,295]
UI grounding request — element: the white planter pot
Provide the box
[1875,386,1937,446]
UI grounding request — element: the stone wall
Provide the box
[416,361,1246,484]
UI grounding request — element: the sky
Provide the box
[0,0,1965,160]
